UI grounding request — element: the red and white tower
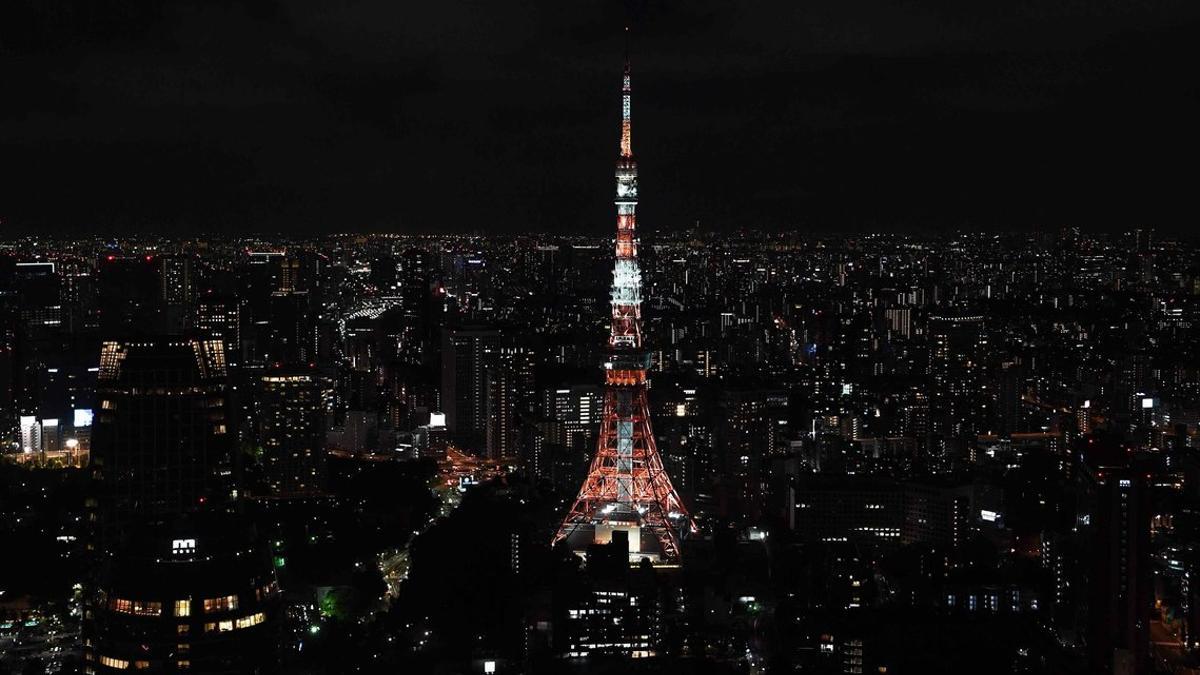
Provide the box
[553,45,695,564]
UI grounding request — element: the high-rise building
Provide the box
[996,362,1025,436]
[257,370,326,497]
[243,251,285,298]
[279,256,301,294]
[394,248,437,365]
[1077,399,1093,436]
[160,255,196,332]
[485,345,534,460]
[541,383,604,454]
[83,514,282,674]
[0,315,14,433]
[441,327,503,452]
[160,255,195,306]
[719,388,789,512]
[194,296,242,367]
[1087,458,1152,675]
[259,291,315,366]
[790,477,969,550]
[400,248,434,326]
[1134,228,1154,254]
[91,338,231,538]
[885,307,912,339]
[369,254,400,294]
[13,261,63,331]
[927,312,985,439]
[97,254,162,334]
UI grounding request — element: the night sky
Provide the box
[4,1,1199,236]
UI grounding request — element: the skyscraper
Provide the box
[96,254,162,334]
[160,254,195,305]
[928,312,985,439]
[485,344,534,460]
[1088,459,1152,674]
[554,47,694,564]
[91,337,231,538]
[400,248,434,330]
[257,370,326,497]
[160,254,196,331]
[194,295,242,367]
[441,327,503,452]
[541,383,604,455]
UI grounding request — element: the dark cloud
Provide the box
[2,0,1199,235]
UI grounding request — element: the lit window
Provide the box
[109,599,162,616]
[235,612,266,629]
[174,600,190,617]
[202,595,238,613]
[99,656,130,669]
[177,660,190,670]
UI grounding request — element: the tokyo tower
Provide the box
[552,42,695,564]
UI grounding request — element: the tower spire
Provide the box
[620,26,633,159]
[623,24,631,66]
[552,42,695,565]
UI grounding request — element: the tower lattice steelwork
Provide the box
[553,47,695,563]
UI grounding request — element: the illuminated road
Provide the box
[1150,619,1190,673]
[378,446,510,602]
[0,617,79,674]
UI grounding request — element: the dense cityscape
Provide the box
[5,2,1200,674]
[2,214,1199,674]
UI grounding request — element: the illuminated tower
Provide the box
[553,45,694,563]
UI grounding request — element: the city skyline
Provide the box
[4,5,1200,675]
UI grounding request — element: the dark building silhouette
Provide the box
[556,531,663,659]
[83,514,282,674]
[441,327,502,452]
[97,254,162,334]
[790,477,970,550]
[91,337,231,539]
[1088,463,1152,675]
